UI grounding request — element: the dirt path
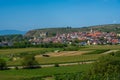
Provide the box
[102,50,119,54]
[8,61,95,69]
[36,51,92,58]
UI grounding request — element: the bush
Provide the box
[54,55,120,80]
[54,64,59,67]
[110,51,120,57]
[21,55,39,69]
[86,55,120,79]
[0,58,7,70]
[15,66,19,70]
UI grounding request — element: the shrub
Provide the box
[15,66,19,70]
[0,58,7,70]
[21,55,39,69]
[86,55,120,79]
[54,64,59,67]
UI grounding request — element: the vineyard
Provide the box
[0,45,120,80]
[0,64,91,80]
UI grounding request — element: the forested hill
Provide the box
[25,24,120,37]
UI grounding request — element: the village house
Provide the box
[28,29,120,45]
[0,41,13,47]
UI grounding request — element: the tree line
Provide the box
[0,42,68,49]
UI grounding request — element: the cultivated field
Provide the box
[81,45,120,50]
[0,64,91,80]
[1,45,119,66]
[0,48,60,55]
[7,51,99,66]
[0,45,120,80]
[36,54,99,64]
[38,51,91,57]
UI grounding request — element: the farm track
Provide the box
[101,50,119,54]
[8,61,95,69]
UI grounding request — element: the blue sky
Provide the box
[0,0,120,31]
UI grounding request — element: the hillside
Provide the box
[0,34,24,42]
[25,24,120,37]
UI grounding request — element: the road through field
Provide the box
[8,61,95,69]
[101,50,119,54]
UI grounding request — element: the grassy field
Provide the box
[84,49,110,55]
[1,45,120,66]
[0,45,119,55]
[36,54,99,64]
[0,45,120,54]
[81,45,120,50]
[4,46,117,66]
[7,54,99,66]
[0,48,61,55]
[0,48,43,54]
[0,45,120,80]
[0,64,91,80]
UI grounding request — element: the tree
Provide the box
[0,58,7,70]
[21,55,39,69]
[87,55,120,79]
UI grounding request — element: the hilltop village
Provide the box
[29,29,120,45]
[1,28,120,47]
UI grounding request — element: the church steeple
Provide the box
[90,28,93,33]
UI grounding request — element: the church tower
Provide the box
[90,28,93,33]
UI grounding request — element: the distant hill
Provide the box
[25,24,120,37]
[0,30,26,35]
